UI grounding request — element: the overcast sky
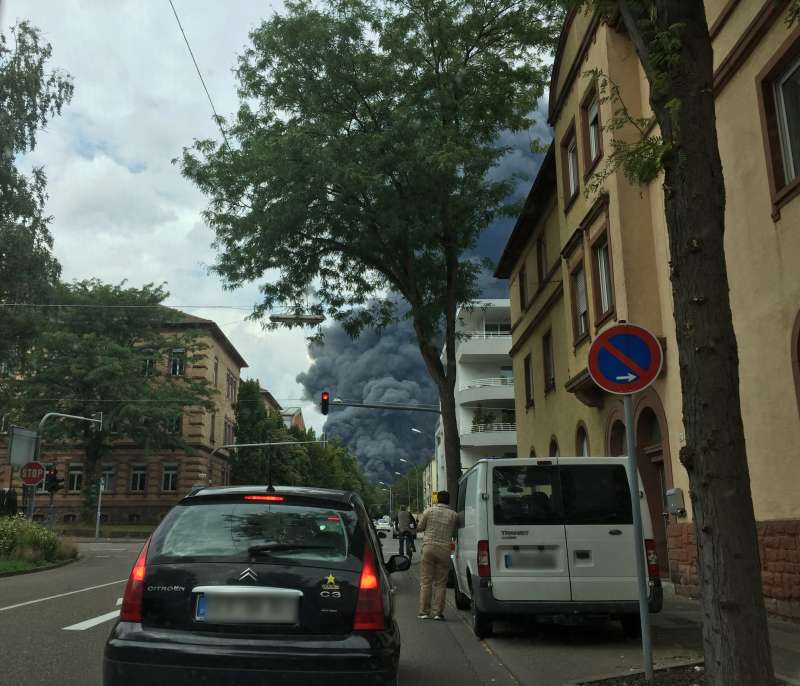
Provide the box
[8,1,329,429]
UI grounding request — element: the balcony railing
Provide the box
[468,422,517,433]
[460,377,514,391]
[463,331,512,340]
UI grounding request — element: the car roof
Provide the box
[181,485,358,505]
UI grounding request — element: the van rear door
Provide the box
[561,459,638,602]
[488,461,570,602]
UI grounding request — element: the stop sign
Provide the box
[20,461,45,487]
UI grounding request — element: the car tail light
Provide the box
[353,545,384,631]
[645,539,659,579]
[245,495,284,502]
[450,540,455,553]
[120,538,150,622]
[477,540,491,578]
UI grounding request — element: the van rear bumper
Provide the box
[473,577,662,617]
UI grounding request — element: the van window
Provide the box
[561,465,632,525]
[492,466,562,525]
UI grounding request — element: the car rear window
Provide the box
[149,500,360,568]
[492,466,562,525]
[561,465,632,525]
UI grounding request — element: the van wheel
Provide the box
[454,576,471,610]
[471,601,493,639]
[620,615,641,638]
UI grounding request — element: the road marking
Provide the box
[63,609,119,631]
[0,579,127,613]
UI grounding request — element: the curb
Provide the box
[562,659,704,686]
[0,556,79,579]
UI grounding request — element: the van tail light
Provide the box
[477,540,491,578]
[120,538,151,622]
[645,539,659,579]
[353,545,385,631]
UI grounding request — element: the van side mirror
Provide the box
[386,554,411,573]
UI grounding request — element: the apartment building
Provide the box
[495,2,800,618]
[433,300,517,489]
[1,312,249,525]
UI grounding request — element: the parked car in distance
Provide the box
[104,485,411,686]
[375,519,393,538]
[452,457,663,639]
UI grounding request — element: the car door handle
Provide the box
[609,529,623,536]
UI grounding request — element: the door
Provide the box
[488,461,571,602]
[561,461,638,602]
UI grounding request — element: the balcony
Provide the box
[460,422,517,448]
[457,332,512,363]
[458,377,515,406]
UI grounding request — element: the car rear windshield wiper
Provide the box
[247,544,335,555]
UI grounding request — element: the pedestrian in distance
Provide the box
[416,491,458,621]
[394,504,417,558]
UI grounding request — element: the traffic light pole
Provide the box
[327,399,441,414]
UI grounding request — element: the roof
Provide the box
[164,310,249,369]
[280,406,302,416]
[494,144,557,279]
[183,485,356,505]
[260,388,282,411]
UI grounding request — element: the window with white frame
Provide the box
[37,463,55,494]
[170,349,185,376]
[593,236,614,316]
[68,464,83,493]
[101,464,114,493]
[162,464,178,492]
[774,55,800,185]
[567,137,579,198]
[572,264,589,339]
[587,96,601,163]
[226,370,237,402]
[130,465,147,493]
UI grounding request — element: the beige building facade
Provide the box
[1,313,249,525]
[496,2,800,618]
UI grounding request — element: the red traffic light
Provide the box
[321,391,330,415]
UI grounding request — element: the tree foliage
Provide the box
[180,0,563,496]
[3,281,217,517]
[0,22,72,367]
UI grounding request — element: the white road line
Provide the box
[0,579,127,613]
[62,609,120,631]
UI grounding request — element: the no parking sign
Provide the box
[588,323,662,395]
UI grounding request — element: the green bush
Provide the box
[0,515,63,563]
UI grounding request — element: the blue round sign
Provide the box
[588,324,663,395]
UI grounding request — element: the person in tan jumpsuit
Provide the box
[416,491,459,620]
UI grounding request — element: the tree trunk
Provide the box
[617,1,774,683]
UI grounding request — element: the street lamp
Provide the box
[399,458,422,512]
[378,481,392,513]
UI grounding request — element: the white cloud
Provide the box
[9,0,324,430]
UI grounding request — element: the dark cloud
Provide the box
[298,108,553,481]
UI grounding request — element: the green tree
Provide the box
[0,22,72,368]
[568,1,787,682]
[4,280,216,520]
[179,0,562,497]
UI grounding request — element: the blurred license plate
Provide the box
[195,592,299,624]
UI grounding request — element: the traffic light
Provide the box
[45,467,63,494]
[321,391,330,415]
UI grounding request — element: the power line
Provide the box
[0,303,255,310]
[168,0,232,151]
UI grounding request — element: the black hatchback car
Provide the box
[104,486,410,686]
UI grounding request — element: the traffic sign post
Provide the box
[589,323,663,685]
[20,461,45,520]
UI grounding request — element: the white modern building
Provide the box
[433,300,517,493]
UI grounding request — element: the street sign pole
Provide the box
[624,393,654,683]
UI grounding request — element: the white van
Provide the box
[452,456,663,638]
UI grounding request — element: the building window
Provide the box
[499,365,513,382]
[166,414,182,435]
[130,466,147,493]
[536,235,547,285]
[170,349,185,376]
[213,357,219,387]
[542,330,555,392]
[549,438,560,458]
[567,138,579,198]
[224,418,235,446]
[571,263,589,341]
[518,266,528,309]
[485,322,511,335]
[37,463,55,494]
[142,352,155,376]
[576,425,589,456]
[162,464,178,492]
[592,233,615,319]
[210,412,216,443]
[561,122,579,208]
[226,371,237,402]
[774,55,800,186]
[67,464,83,493]
[582,88,602,169]
[523,354,534,407]
[101,465,114,494]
